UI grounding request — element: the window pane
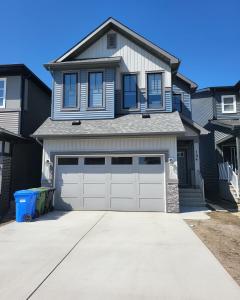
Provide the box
[123,74,137,109]
[111,157,132,165]
[89,72,103,108]
[58,157,78,165]
[223,97,234,104]
[0,98,3,107]
[147,73,162,109]
[139,157,161,165]
[0,80,4,89]
[172,94,182,112]
[0,90,3,98]
[84,157,105,165]
[63,74,77,108]
[4,142,10,154]
[224,104,234,112]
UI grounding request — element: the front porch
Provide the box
[177,120,206,208]
[217,135,240,208]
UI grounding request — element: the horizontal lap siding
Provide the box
[172,84,191,118]
[215,91,240,119]
[53,68,115,120]
[0,111,20,134]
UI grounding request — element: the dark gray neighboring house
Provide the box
[192,81,240,207]
[0,64,51,218]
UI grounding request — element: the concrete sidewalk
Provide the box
[0,211,239,300]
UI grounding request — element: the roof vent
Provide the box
[142,114,150,119]
[107,33,117,49]
[72,120,81,126]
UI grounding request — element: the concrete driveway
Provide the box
[0,211,239,300]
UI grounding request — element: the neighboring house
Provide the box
[0,64,51,218]
[192,81,240,207]
[34,18,207,213]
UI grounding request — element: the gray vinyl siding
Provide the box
[191,93,218,199]
[53,68,115,120]
[0,111,20,134]
[192,96,214,127]
[21,78,51,136]
[172,84,191,118]
[115,89,172,115]
[214,90,240,119]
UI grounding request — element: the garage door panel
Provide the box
[139,198,164,211]
[57,171,79,183]
[83,183,105,196]
[83,197,109,210]
[55,197,82,210]
[111,172,134,182]
[83,173,106,181]
[55,154,165,212]
[139,183,164,198]
[111,198,137,210]
[60,183,81,198]
[111,183,134,197]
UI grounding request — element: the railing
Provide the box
[197,170,205,202]
[218,162,239,198]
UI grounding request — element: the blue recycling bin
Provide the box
[14,190,38,222]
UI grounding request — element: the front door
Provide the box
[177,149,188,186]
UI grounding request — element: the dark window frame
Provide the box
[146,72,163,109]
[111,157,133,165]
[122,73,138,110]
[172,93,183,113]
[84,157,105,165]
[88,71,104,109]
[139,156,161,165]
[62,73,78,109]
[58,157,79,165]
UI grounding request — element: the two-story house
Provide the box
[0,64,51,218]
[34,18,207,213]
[192,81,240,207]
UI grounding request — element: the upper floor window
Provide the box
[107,33,117,49]
[172,93,182,112]
[221,95,236,114]
[63,73,77,108]
[147,73,162,109]
[88,72,103,108]
[123,74,137,109]
[0,78,6,108]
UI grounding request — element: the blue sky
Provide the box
[1,0,239,88]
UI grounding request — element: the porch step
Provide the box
[179,188,206,207]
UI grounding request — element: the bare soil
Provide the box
[186,211,240,285]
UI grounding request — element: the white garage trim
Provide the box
[53,153,167,212]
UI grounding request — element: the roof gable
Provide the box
[54,18,179,69]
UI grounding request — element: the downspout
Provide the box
[236,135,240,198]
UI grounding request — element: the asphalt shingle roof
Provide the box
[33,112,185,138]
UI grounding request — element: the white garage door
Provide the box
[55,155,165,212]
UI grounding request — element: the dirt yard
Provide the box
[186,211,240,285]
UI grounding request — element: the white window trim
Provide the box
[221,95,236,114]
[0,78,7,108]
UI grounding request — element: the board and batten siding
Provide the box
[42,136,178,184]
[53,68,115,120]
[75,30,172,90]
[0,111,20,134]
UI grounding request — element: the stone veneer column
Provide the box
[167,182,179,213]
